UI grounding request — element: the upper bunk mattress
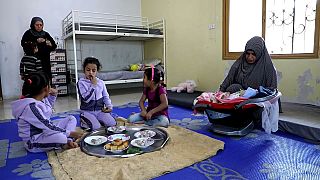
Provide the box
[66,23,162,35]
[77,70,144,81]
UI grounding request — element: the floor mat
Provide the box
[48,125,224,180]
[0,103,320,179]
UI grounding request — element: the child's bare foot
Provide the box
[70,131,84,139]
[75,132,88,144]
[62,141,79,150]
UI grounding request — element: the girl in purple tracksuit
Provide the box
[11,72,83,152]
[78,57,116,131]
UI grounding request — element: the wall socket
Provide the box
[208,24,215,30]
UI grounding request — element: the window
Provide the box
[223,0,319,59]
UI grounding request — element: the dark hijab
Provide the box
[220,36,277,92]
[29,17,46,38]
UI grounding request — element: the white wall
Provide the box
[0,0,141,99]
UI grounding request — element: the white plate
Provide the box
[107,126,126,133]
[84,136,108,146]
[107,134,130,142]
[134,130,156,138]
[130,138,155,148]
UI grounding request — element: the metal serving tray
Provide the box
[80,126,169,158]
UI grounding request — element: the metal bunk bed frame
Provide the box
[62,10,166,100]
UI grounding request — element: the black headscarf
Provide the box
[220,36,277,92]
[29,17,46,38]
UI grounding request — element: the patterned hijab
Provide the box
[29,17,46,38]
[220,36,277,91]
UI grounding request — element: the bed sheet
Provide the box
[77,70,144,81]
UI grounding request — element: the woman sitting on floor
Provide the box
[220,36,277,93]
[218,36,279,131]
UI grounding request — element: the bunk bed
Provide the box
[62,10,165,97]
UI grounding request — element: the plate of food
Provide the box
[107,126,126,133]
[134,130,156,138]
[104,139,129,153]
[107,134,130,142]
[84,136,108,146]
[130,138,155,148]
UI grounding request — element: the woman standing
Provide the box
[21,17,57,80]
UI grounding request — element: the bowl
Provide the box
[107,134,130,141]
[134,130,156,138]
[84,136,108,146]
[130,138,155,148]
[107,126,126,133]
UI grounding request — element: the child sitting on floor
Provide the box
[127,65,169,127]
[78,57,116,131]
[11,72,83,152]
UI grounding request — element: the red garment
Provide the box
[195,91,254,110]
